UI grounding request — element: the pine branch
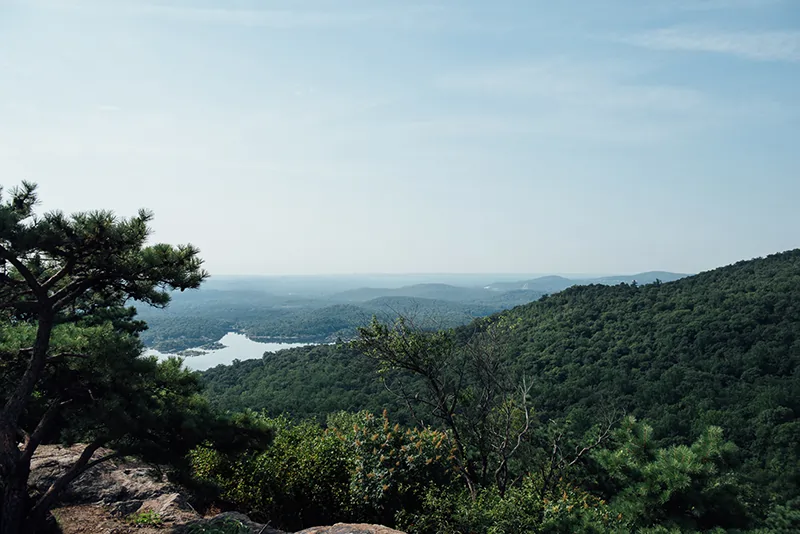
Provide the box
[42,258,76,291]
[46,353,91,364]
[0,245,45,299]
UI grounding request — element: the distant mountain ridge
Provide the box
[330,272,689,302]
[486,271,688,292]
[329,283,496,303]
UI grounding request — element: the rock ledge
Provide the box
[32,445,404,534]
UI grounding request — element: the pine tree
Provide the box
[0,182,210,533]
[593,416,745,530]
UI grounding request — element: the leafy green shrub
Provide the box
[191,414,351,529]
[538,484,623,534]
[330,410,454,524]
[191,411,755,533]
[397,478,620,534]
[190,411,453,530]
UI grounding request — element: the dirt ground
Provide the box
[51,504,166,534]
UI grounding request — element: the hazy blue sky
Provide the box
[1,0,798,275]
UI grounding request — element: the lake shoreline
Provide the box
[146,332,317,371]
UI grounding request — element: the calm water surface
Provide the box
[145,332,312,371]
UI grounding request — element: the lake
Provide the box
[145,332,313,371]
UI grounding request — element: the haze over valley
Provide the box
[138,270,689,363]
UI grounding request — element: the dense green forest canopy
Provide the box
[137,294,510,352]
[202,249,800,524]
[202,344,404,420]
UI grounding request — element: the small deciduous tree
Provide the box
[354,315,534,499]
[354,314,621,512]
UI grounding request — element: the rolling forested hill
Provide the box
[138,295,512,352]
[329,283,495,302]
[202,249,800,507]
[137,272,686,352]
[500,250,800,503]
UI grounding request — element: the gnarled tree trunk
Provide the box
[0,311,55,534]
[1,463,30,534]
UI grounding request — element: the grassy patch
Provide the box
[126,509,164,527]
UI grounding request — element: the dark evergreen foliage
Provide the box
[0,182,270,532]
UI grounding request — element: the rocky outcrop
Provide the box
[30,444,176,504]
[31,445,403,534]
[31,445,280,533]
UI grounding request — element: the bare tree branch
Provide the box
[42,257,76,291]
[52,279,93,312]
[21,399,71,464]
[0,245,45,299]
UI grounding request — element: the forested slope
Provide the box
[499,249,800,503]
[202,344,405,419]
[202,249,800,506]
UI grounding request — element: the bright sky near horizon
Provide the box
[1,1,798,275]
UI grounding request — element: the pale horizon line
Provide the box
[206,270,691,279]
